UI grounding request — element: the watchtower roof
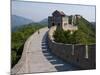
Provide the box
[52,10,66,16]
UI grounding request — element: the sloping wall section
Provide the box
[47,26,96,69]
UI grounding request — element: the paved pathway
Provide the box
[11,27,78,75]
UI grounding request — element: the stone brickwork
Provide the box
[48,10,79,31]
[48,10,69,30]
[47,26,96,69]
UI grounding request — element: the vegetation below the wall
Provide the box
[11,23,47,68]
[53,17,96,44]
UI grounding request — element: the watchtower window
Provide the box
[64,23,67,26]
[58,23,60,26]
[52,23,55,26]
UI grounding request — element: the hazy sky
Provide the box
[12,1,96,22]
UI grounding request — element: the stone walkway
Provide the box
[11,27,78,75]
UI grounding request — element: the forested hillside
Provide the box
[11,15,33,27]
[53,16,96,44]
[11,23,47,68]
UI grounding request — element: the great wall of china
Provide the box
[11,10,96,74]
[47,26,96,69]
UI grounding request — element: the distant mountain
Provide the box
[11,15,33,27]
[11,15,34,32]
[39,18,48,25]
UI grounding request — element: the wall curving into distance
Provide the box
[47,26,96,69]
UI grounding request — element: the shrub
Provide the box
[53,17,95,45]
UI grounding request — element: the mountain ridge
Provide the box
[11,15,34,27]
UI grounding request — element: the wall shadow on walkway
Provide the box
[41,32,79,72]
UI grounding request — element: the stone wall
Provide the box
[47,26,96,69]
[48,16,53,28]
